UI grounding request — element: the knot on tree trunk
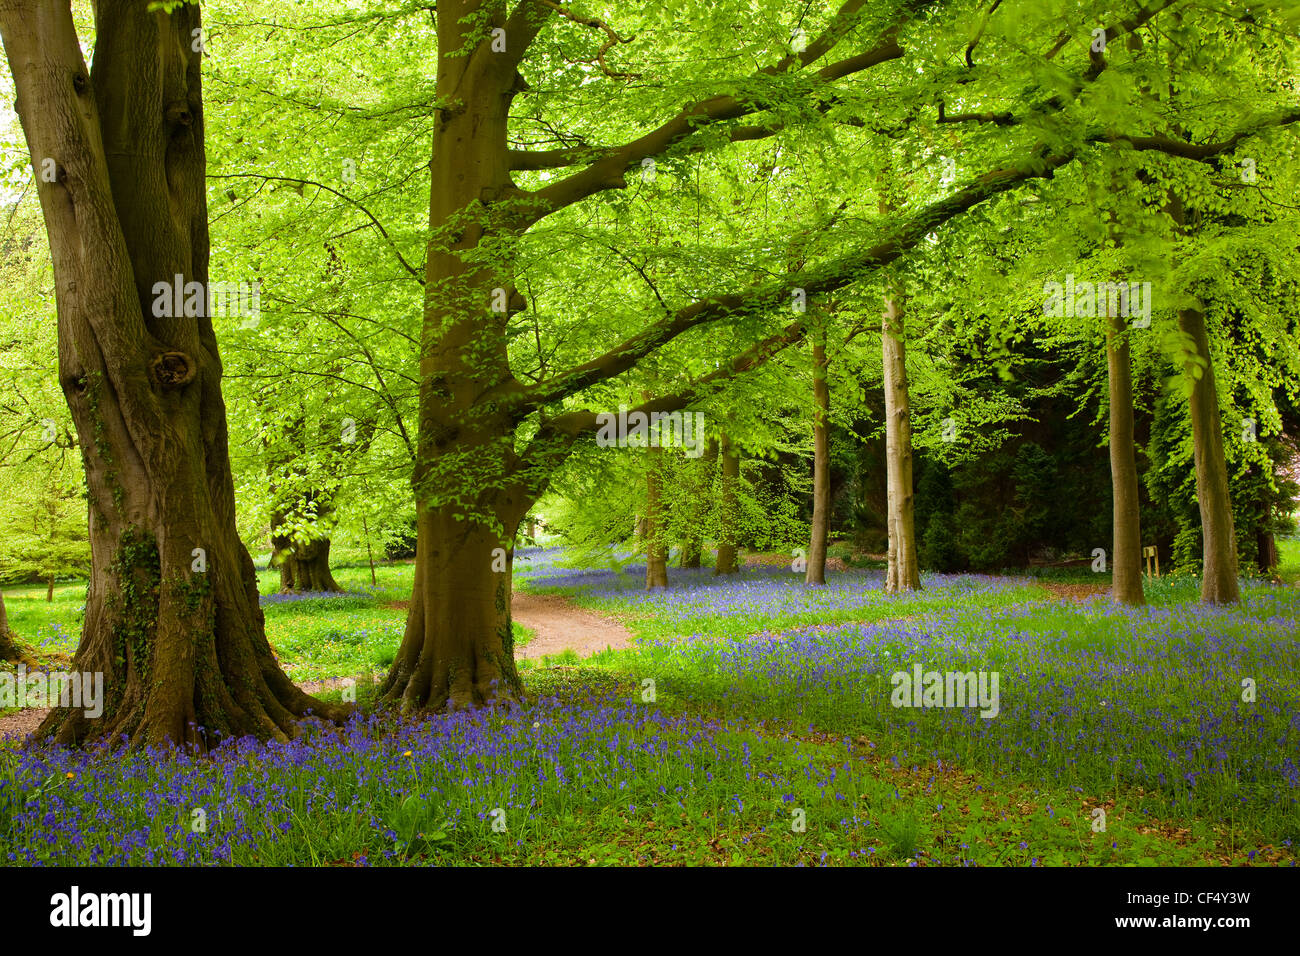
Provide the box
[165,100,194,129]
[151,351,197,389]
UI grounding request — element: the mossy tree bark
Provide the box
[0,0,348,746]
[275,534,343,593]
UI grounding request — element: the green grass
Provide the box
[0,582,83,658]
[1279,536,1300,585]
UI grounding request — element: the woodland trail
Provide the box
[510,590,636,660]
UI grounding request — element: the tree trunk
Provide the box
[679,438,716,568]
[1257,527,1279,575]
[1178,305,1241,603]
[46,576,54,602]
[279,538,343,592]
[644,443,669,588]
[1,0,347,746]
[882,284,920,592]
[379,6,530,711]
[714,435,741,575]
[1106,314,1145,605]
[271,498,343,593]
[0,589,19,662]
[379,502,523,712]
[806,331,831,585]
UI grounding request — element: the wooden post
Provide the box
[1142,545,1159,580]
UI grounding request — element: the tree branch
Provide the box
[515,0,932,211]
[207,172,425,282]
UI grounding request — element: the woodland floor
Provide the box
[0,589,632,740]
[4,547,1299,867]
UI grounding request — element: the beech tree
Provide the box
[0,0,347,745]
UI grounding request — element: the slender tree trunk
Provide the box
[362,517,377,586]
[1166,193,1240,603]
[679,438,716,568]
[882,284,920,592]
[644,443,668,588]
[1178,305,1241,603]
[806,331,831,585]
[714,435,741,575]
[1,0,346,746]
[1107,314,1146,605]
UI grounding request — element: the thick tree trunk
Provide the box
[271,499,343,593]
[882,285,920,593]
[267,421,344,593]
[806,333,831,585]
[279,538,342,592]
[1257,527,1279,575]
[1106,314,1145,605]
[380,4,531,711]
[1178,305,1241,603]
[1,0,346,746]
[0,590,38,666]
[380,502,523,712]
[0,590,19,662]
[714,435,741,575]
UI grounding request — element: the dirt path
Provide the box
[510,591,635,660]
[1038,581,1110,602]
